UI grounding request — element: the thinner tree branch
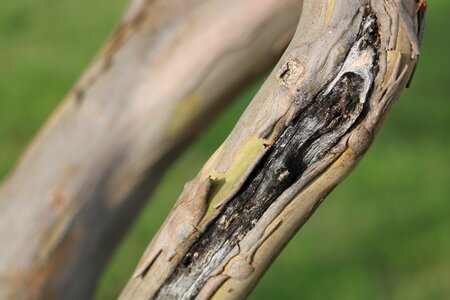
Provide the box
[120,0,423,299]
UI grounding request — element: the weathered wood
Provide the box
[120,0,424,299]
[0,0,300,299]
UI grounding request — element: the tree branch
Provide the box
[0,0,300,299]
[120,0,423,299]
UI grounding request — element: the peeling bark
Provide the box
[157,14,379,298]
[120,0,424,299]
[0,0,301,299]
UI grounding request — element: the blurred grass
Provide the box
[1,1,449,299]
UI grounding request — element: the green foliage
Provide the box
[0,1,449,299]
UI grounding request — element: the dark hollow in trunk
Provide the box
[156,10,380,299]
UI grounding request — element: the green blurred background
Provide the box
[1,1,449,299]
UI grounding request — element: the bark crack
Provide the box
[155,8,380,300]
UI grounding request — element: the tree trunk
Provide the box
[0,0,300,299]
[120,0,423,299]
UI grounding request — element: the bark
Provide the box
[0,0,300,299]
[120,0,424,299]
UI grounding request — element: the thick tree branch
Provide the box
[0,0,300,299]
[120,0,423,299]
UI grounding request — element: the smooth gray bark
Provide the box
[0,0,300,299]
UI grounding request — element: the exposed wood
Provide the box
[120,0,424,299]
[0,0,301,299]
